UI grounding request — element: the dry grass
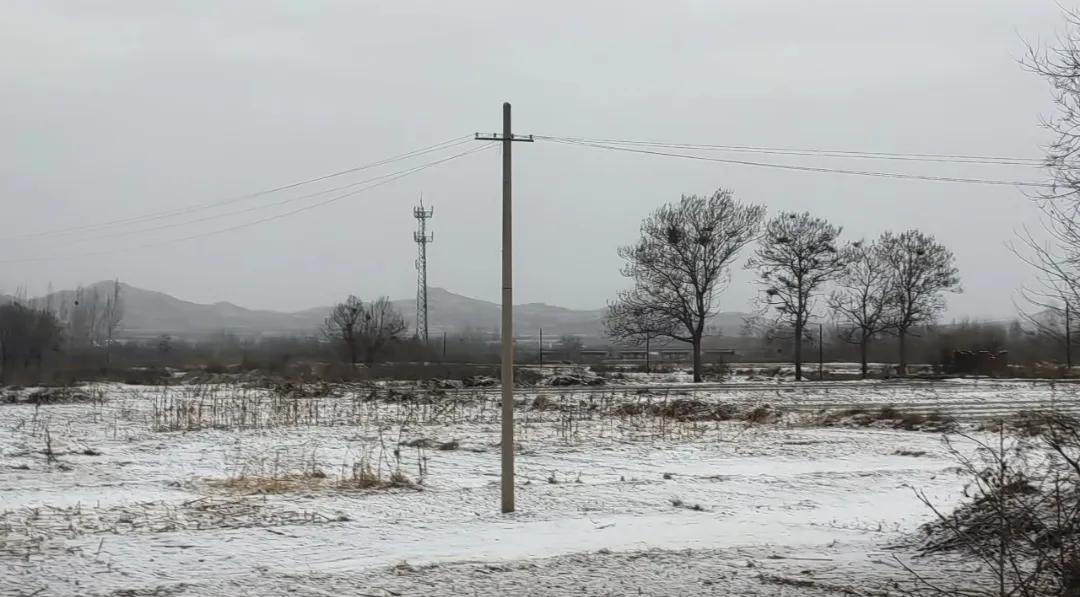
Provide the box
[670,497,705,511]
[210,465,419,495]
[818,406,955,432]
[1,387,105,405]
[338,461,418,490]
[743,404,779,424]
[211,471,327,494]
[208,442,421,496]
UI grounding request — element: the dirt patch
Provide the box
[615,400,773,424]
[462,375,497,388]
[743,404,780,424]
[530,394,560,411]
[270,382,334,398]
[651,399,738,422]
[401,438,459,451]
[544,374,606,387]
[819,406,956,432]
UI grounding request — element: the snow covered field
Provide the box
[1,380,1066,596]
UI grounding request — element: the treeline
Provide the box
[756,318,1069,373]
[0,302,510,386]
[0,281,123,383]
[604,191,964,381]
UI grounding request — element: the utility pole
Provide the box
[476,103,533,514]
[539,327,544,368]
[413,199,434,343]
[818,323,824,381]
[1068,301,1073,373]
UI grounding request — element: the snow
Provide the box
[0,380,1054,595]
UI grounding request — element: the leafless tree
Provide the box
[1013,9,1080,353]
[357,296,407,365]
[102,280,123,367]
[559,334,584,361]
[604,300,673,372]
[69,285,101,348]
[879,230,961,374]
[323,295,363,367]
[610,189,764,382]
[748,211,844,381]
[829,239,893,378]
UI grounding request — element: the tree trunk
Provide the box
[898,328,908,376]
[692,336,702,383]
[794,322,804,381]
[860,334,869,379]
[645,336,650,374]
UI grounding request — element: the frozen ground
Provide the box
[0,380,1048,596]
[454,377,1080,420]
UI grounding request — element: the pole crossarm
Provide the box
[475,133,535,143]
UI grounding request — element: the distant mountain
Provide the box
[397,287,606,337]
[18,282,750,340]
[30,282,321,338]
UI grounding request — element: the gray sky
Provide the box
[0,1,1066,318]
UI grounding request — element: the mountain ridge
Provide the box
[7,282,749,340]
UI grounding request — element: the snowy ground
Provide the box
[0,380,1055,596]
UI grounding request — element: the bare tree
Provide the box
[1014,9,1080,351]
[610,189,764,382]
[603,300,673,373]
[559,335,584,362]
[69,285,101,348]
[879,230,961,374]
[748,211,844,381]
[323,295,363,367]
[357,296,407,365]
[102,280,123,367]
[829,239,892,378]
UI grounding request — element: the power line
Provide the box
[14,151,473,248]
[534,135,1044,166]
[539,137,1054,188]
[3,135,474,242]
[0,143,496,264]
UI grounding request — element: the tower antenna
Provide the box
[413,197,434,343]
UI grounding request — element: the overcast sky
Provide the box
[0,1,1067,318]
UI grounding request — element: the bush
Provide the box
[700,362,730,381]
[743,404,779,424]
[907,416,1080,595]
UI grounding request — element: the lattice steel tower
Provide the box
[413,199,434,342]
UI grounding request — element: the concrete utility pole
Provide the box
[818,323,824,380]
[1068,301,1073,373]
[476,103,533,514]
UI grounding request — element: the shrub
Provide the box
[907,416,1080,595]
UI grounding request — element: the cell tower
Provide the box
[413,198,434,343]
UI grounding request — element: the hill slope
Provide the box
[20,282,748,339]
